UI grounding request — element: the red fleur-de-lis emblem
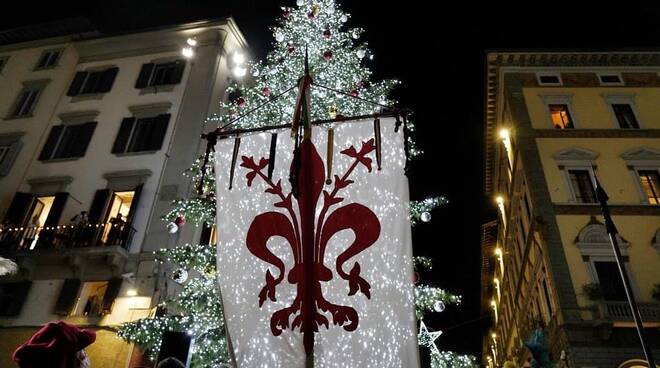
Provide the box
[240,137,381,355]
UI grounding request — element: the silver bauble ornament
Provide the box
[172,268,188,283]
[433,301,446,312]
[340,14,348,23]
[325,5,335,14]
[275,32,285,42]
[421,211,432,223]
[167,222,179,234]
[356,49,366,59]
[296,0,305,6]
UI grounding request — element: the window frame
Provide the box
[540,94,579,129]
[602,94,643,129]
[34,48,63,70]
[597,72,625,86]
[0,132,24,177]
[631,167,660,205]
[536,72,562,86]
[0,55,9,74]
[564,167,598,204]
[40,122,97,161]
[8,85,44,119]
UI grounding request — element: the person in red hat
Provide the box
[12,321,96,368]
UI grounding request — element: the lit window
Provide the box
[638,170,660,204]
[568,169,596,203]
[73,281,109,316]
[612,104,640,129]
[102,191,134,245]
[549,104,574,129]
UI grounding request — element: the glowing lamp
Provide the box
[498,128,510,140]
[182,47,194,58]
[232,66,247,78]
[232,51,246,65]
[126,289,138,297]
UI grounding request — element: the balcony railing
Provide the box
[0,222,135,252]
[597,301,660,322]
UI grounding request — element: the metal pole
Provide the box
[594,178,656,366]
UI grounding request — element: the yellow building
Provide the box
[482,52,660,367]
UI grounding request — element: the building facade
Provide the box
[0,19,246,367]
[482,52,660,367]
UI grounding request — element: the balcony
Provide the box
[0,222,135,252]
[0,223,135,279]
[597,301,660,323]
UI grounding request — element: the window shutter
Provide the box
[71,122,97,158]
[148,114,171,151]
[199,222,213,245]
[67,71,88,96]
[54,279,81,316]
[3,281,32,316]
[169,60,186,84]
[101,278,122,314]
[126,183,143,228]
[44,192,69,227]
[135,63,154,88]
[39,125,64,161]
[112,117,136,154]
[98,67,119,93]
[3,192,35,227]
[88,189,112,225]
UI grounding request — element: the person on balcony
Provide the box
[106,213,126,246]
[70,211,90,247]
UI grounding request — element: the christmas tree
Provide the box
[117,1,477,366]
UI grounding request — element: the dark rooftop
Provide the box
[0,18,97,46]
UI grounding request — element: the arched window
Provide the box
[618,359,659,368]
[575,217,636,302]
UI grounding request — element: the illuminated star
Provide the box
[418,320,442,354]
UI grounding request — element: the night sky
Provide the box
[4,0,660,361]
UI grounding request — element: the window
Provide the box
[612,104,640,129]
[10,86,42,117]
[0,281,31,316]
[637,170,660,204]
[537,73,562,86]
[38,122,97,161]
[74,281,108,316]
[112,114,171,154]
[67,67,119,96]
[593,261,627,301]
[35,49,61,69]
[101,191,134,245]
[135,60,185,88]
[0,132,22,177]
[0,56,8,73]
[549,104,574,129]
[568,169,597,203]
[598,73,624,86]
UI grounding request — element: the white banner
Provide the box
[215,117,419,367]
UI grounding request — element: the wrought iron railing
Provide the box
[597,301,660,322]
[0,222,135,251]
